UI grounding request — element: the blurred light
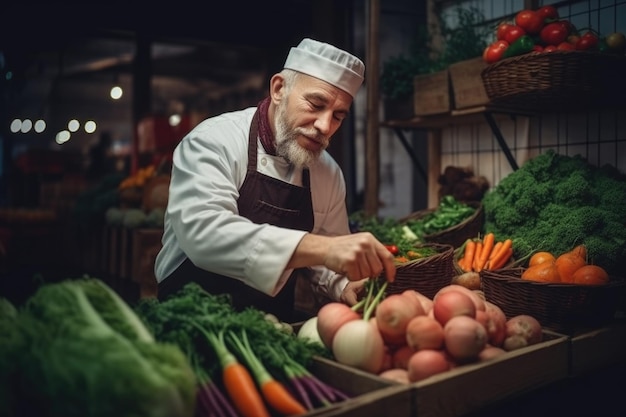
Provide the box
[20,119,32,133]
[68,119,80,132]
[10,119,21,133]
[110,85,123,100]
[169,114,181,127]
[34,119,46,133]
[84,120,97,133]
[55,130,71,144]
[5,71,12,81]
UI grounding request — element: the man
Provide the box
[155,38,395,320]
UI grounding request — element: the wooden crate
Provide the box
[410,330,569,417]
[302,331,569,417]
[303,356,412,417]
[569,322,626,376]
[413,70,451,116]
[448,57,490,109]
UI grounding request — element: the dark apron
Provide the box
[158,110,314,322]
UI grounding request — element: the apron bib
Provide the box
[158,110,314,321]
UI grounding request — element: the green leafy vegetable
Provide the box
[0,277,196,417]
[482,150,626,276]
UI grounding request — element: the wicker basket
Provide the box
[402,202,484,249]
[382,243,456,299]
[480,267,626,334]
[481,51,626,111]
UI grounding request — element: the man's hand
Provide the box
[323,232,396,283]
[288,232,396,283]
[340,278,368,306]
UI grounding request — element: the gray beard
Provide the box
[274,101,327,168]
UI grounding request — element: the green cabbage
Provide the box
[0,278,196,417]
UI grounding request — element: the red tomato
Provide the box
[575,31,599,50]
[557,41,575,51]
[537,5,559,21]
[540,21,570,45]
[544,45,557,52]
[533,44,544,52]
[496,22,513,40]
[515,10,545,34]
[503,25,527,44]
[483,40,509,64]
[567,34,581,45]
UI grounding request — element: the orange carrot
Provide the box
[198,327,271,417]
[488,239,513,270]
[461,240,476,272]
[472,241,483,272]
[475,233,495,272]
[230,330,307,416]
[261,379,308,415]
[488,241,503,261]
[490,247,514,270]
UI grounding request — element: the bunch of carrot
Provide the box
[458,233,513,272]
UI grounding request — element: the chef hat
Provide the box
[283,38,365,98]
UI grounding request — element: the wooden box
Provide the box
[409,330,569,417]
[303,331,569,417]
[449,57,490,110]
[303,356,412,417]
[569,322,626,376]
[413,70,450,116]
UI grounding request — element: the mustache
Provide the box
[296,127,329,147]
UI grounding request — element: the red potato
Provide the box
[376,293,424,346]
[316,302,360,349]
[478,345,507,362]
[407,349,450,382]
[402,289,434,314]
[444,315,488,362]
[434,284,486,312]
[432,289,477,326]
[378,368,410,384]
[503,315,543,351]
[400,290,428,314]
[475,301,507,347]
[405,315,445,351]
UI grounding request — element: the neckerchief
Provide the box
[256,97,276,155]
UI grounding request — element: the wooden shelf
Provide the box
[381,105,539,130]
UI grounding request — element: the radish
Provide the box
[405,315,444,351]
[475,301,507,347]
[375,293,423,346]
[478,345,507,361]
[443,315,488,362]
[316,302,360,349]
[434,284,486,312]
[296,316,324,346]
[391,344,415,369]
[407,349,450,382]
[379,368,410,384]
[432,289,477,325]
[402,289,433,314]
[332,319,385,373]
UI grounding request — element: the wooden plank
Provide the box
[427,130,441,208]
[569,322,626,376]
[364,0,381,217]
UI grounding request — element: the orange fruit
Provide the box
[554,252,586,283]
[521,261,561,283]
[571,265,609,285]
[529,251,556,267]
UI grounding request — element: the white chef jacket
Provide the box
[154,106,350,302]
